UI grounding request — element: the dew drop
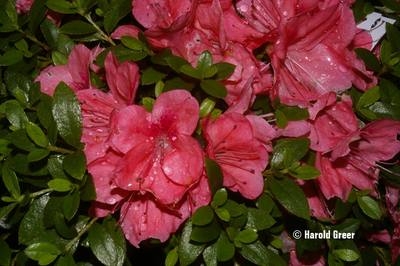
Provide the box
[171,136,177,141]
[339,64,347,73]
[163,166,173,176]
[240,4,248,12]
[106,196,116,204]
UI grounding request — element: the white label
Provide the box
[356,12,396,49]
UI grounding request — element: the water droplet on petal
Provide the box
[339,64,348,73]
[106,197,116,204]
[171,136,177,141]
[163,166,173,176]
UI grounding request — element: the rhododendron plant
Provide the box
[2,0,400,265]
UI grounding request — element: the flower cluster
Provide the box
[3,0,400,264]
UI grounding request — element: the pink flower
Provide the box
[202,112,269,199]
[36,45,103,96]
[88,90,211,247]
[74,52,140,164]
[15,0,63,25]
[314,119,400,201]
[107,90,205,205]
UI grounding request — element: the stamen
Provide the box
[215,124,237,149]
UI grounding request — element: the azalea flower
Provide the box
[88,89,211,247]
[76,52,140,164]
[202,112,269,199]
[107,89,205,205]
[314,119,400,201]
[35,44,103,96]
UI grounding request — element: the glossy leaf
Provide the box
[215,208,230,222]
[2,164,20,198]
[192,206,214,226]
[272,138,311,169]
[216,230,235,262]
[52,82,82,148]
[165,248,178,266]
[28,149,50,162]
[180,65,201,79]
[190,217,221,243]
[45,0,78,14]
[179,218,205,266]
[141,66,169,85]
[245,208,275,231]
[357,196,381,220]
[205,158,223,196]
[197,50,213,78]
[213,188,228,207]
[63,150,87,180]
[29,0,48,33]
[63,190,80,221]
[334,249,360,262]
[26,122,48,148]
[24,243,60,265]
[268,176,310,219]
[0,239,11,266]
[48,179,73,192]
[289,165,321,180]
[121,35,143,51]
[239,240,269,266]
[200,80,228,98]
[354,48,381,72]
[213,62,236,80]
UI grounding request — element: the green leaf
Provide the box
[215,208,230,222]
[213,188,228,207]
[245,208,275,231]
[0,202,18,220]
[205,66,218,78]
[63,150,87,180]
[19,194,50,244]
[28,149,50,162]
[180,65,201,79]
[354,48,381,72]
[334,198,353,220]
[151,48,172,66]
[237,229,258,244]
[29,0,48,33]
[45,0,78,14]
[229,204,248,230]
[0,139,13,156]
[6,2,18,24]
[387,23,400,53]
[239,240,269,266]
[5,71,32,100]
[280,105,309,121]
[268,176,310,219]
[221,199,243,217]
[199,98,216,118]
[334,249,360,262]
[24,243,60,265]
[200,80,228,98]
[89,223,123,265]
[63,190,80,220]
[80,174,97,201]
[256,193,274,214]
[197,50,213,78]
[283,146,293,169]
[41,18,59,51]
[2,164,20,198]
[52,82,82,148]
[14,39,29,52]
[26,122,48,148]
[54,213,77,239]
[380,0,400,12]
[141,66,169,85]
[272,138,311,169]
[52,51,68,65]
[327,219,360,234]
[5,102,28,129]
[289,165,321,180]
[100,216,126,266]
[216,230,235,262]
[57,33,75,56]
[203,240,218,266]
[121,35,143,50]
[179,218,205,266]
[29,82,42,106]
[367,102,400,121]
[164,56,191,73]
[213,62,236,80]
[163,77,195,92]
[363,2,374,14]
[356,86,381,108]
[391,91,400,106]
[47,155,69,180]
[54,252,75,266]
[165,248,178,266]
[205,158,223,196]
[0,49,23,66]
[190,217,221,243]
[60,21,97,35]
[380,40,391,64]
[48,179,73,192]
[0,238,11,266]
[357,196,381,220]
[103,0,131,34]
[192,206,214,226]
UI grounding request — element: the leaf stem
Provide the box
[65,217,99,252]
[83,13,116,46]
[29,188,53,199]
[15,27,51,50]
[47,146,75,154]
